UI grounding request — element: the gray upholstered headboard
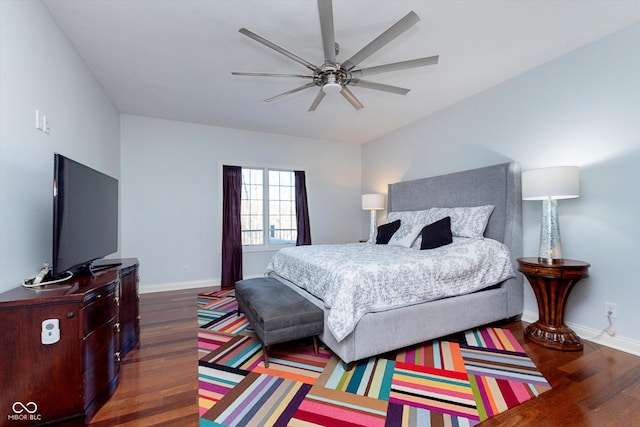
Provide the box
[387,162,522,259]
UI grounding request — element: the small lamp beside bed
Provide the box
[522,166,580,262]
[362,193,385,242]
[520,165,589,352]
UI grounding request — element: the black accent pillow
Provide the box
[376,220,401,244]
[420,216,453,250]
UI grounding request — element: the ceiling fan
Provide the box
[232,0,439,111]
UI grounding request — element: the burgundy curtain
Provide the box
[295,170,312,246]
[221,165,242,288]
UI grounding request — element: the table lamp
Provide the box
[522,166,579,262]
[362,193,385,242]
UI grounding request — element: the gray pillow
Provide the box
[428,205,494,239]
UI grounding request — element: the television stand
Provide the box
[0,258,139,425]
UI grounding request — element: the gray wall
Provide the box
[362,23,640,342]
[0,0,120,293]
[120,115,362,291]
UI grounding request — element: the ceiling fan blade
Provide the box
[318,0,336,64]
[350,79,410,95]
[264,82,316,102]
[352,55,439,77]
[232,72,314,79]
[239,28,320,72]
[308,90,326,111]
[340,87,364,110]
[342,11,420,71]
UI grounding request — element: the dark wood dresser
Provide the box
[0,258,139,425]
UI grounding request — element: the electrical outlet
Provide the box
[605,302,617,319]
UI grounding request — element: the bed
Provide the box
[266,162,523,365]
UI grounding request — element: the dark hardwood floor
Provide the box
[90,288,200,427]
[91,288,640,426]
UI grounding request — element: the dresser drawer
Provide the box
[120,313,139,353]
[84,347,118,409]
[83,286,117,337]
[84,317,118,407]
[85,317,117,368]
[119,288,137,321]
[120,267,138,296]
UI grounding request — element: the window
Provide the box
[240,167,297,247]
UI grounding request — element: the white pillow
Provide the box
[427,205,494,239]
[386,210,431,228]
[388,223,424,248]
[385,210,431,248]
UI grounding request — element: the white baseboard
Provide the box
[139,279,220,294]
[522,310,640,356]
[139,274,265,294]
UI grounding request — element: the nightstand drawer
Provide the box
[518,262,589,279]
[524,265,558,277]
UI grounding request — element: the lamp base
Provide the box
[368,210,377,242]
[538,198,563,262]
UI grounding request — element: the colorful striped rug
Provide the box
[198,290,550,426]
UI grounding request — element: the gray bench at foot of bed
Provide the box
[235,277,324,368]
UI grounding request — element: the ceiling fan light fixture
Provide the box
[322,81,342,94]
[234,4,439,111]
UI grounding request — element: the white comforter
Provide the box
[265,239,515,342]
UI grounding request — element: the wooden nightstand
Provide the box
[517,257,590,351]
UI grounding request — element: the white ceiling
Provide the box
[43,0,640,144]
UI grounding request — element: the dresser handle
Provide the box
[114,323,120,333]
[114,297,120,307]
[114,352,121,363]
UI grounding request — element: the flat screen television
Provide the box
[52,153,118,279]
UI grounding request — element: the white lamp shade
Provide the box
[522,166,580,200]
[362,193,385,210]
